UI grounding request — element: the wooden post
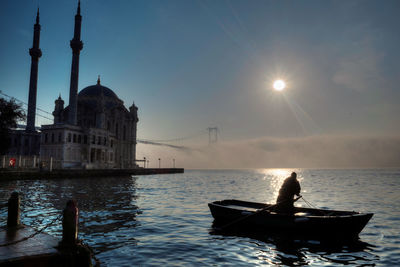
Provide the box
[2,156,5,168]
[18,156,22,168]
[60,200,79,247]
[33,155,36,168]
[7,192,21,228]
[50,157,53,172]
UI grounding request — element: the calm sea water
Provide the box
[1,169,399,266]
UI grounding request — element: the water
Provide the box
[1,169,399,266]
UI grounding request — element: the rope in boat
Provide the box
[300,196,335,216]
[300,196,319,209]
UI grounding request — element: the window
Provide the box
[58,133,62,143]
[90,148,95,162]
[96,149,101,162]
[78,135,81,143]
[84,135,87,144]
[92,135,95,144]
[110,140,113,148]
[66,148,71,160]
[123,125,126,140]
[116,123,119,137]
[104,137,107,146]
[68,133,71,142]
[98,136,101,145]
[45,133,48,143]
[73,134,77,143]
[51,133,54,143]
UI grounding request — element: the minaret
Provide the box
[53,94,64,124]
[68,0,83,125]
[26,8,42,132]
[96,76,106,129]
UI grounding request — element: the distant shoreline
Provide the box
[0,168,184,180]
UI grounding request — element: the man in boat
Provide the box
[275,172,301,213]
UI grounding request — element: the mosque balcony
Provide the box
[29,47,42,58]
[70,39,83,51]
[41,123,82,131]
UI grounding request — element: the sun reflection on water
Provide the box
[258,169,304,204]
[257,169,290,202]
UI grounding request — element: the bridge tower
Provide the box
[207,127,218,145]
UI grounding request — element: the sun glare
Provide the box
[273,80,286,91]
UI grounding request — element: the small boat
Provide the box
[208,199,373,239]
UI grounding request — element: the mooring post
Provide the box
[61,200,79,247]
[2,156,5,168]
[50,157,53,172]
[7,192,21,228]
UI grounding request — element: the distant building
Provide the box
[8,1,139,169]
[7,129,41,156]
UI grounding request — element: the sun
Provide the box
[273,80,286,91]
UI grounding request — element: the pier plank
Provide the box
[0,226,59,264]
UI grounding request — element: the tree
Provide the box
[0,97,26,154]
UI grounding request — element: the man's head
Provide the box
[291,172,297,178]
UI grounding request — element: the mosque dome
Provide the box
[77,76,125,111]
[79,83,118,99]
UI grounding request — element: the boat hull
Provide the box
[209,199,373,240]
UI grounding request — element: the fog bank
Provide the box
[137,135,400,169]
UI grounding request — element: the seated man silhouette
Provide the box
[275,172,301,213]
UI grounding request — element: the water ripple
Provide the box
[0,169,399,266]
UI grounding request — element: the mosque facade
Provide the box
[41,76,139,169]
[7,1,139,169]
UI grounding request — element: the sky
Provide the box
[0,0,399,168]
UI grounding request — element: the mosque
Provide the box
[8,1,139,169]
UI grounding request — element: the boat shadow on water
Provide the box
[209,223,379,266]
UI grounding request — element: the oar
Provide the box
[215,196,302,231]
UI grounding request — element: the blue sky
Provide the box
[1,0,399,168]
